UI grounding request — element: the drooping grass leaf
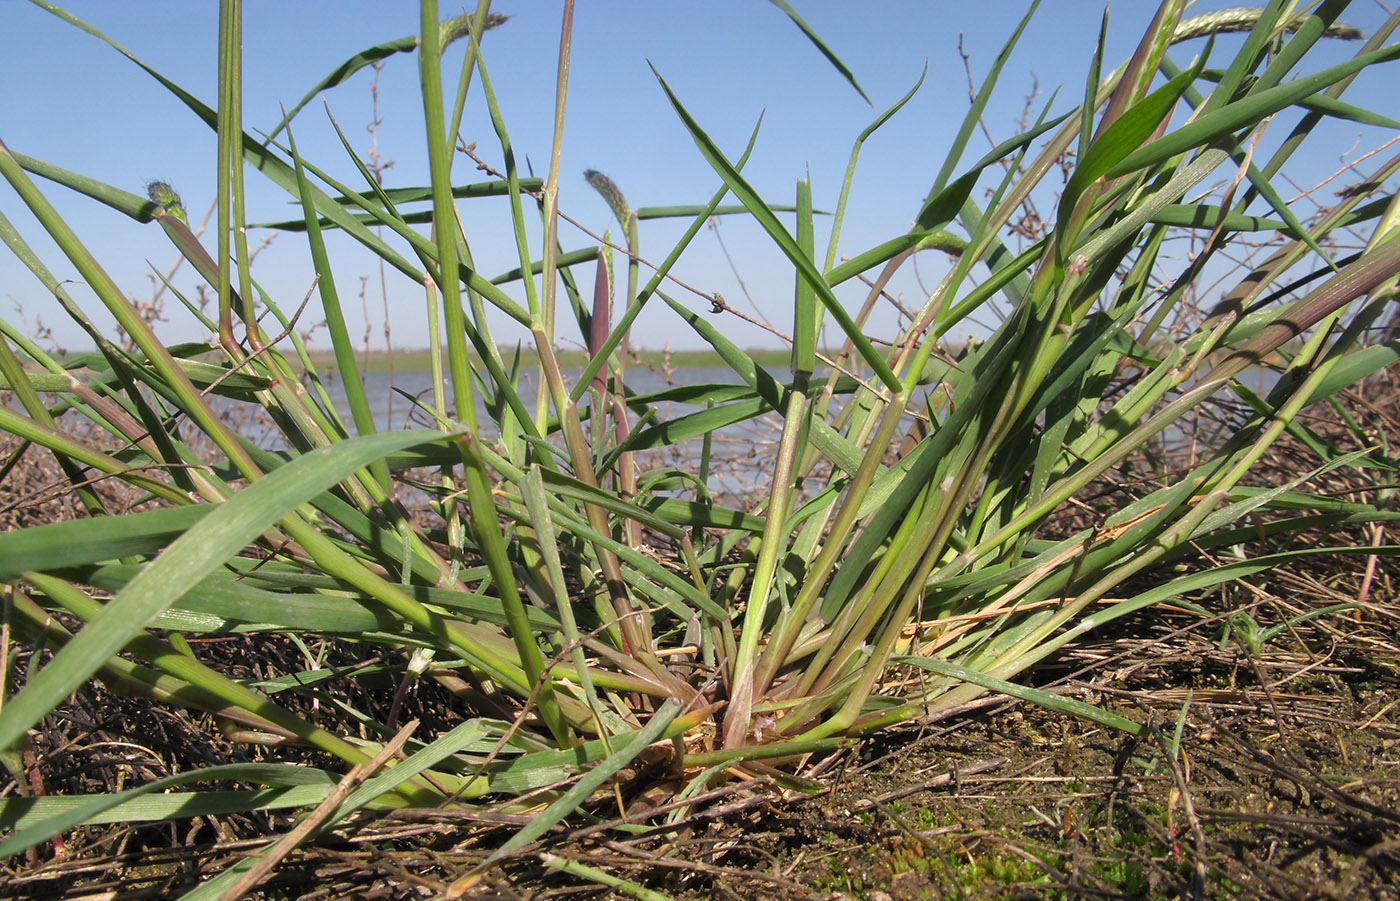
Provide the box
[0,505,209,579]
[0,430,451,753]
[765,0,871,105]
[0,774,337,860]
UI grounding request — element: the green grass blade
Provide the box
[0,506,209,579]
[0,430,449,753]
[766,0,871,105]
[12,151,161,220]
[792,177,817,372]
[263,37,417,146]
[658,292,865,475]
[896,657,1142,735]
[825,63,926,272]
[650,66,900,393]
[286,121,386,491]
[318,719,487,826]
[929,0,1040,198]
[484,700,681,865]
[73,564,407,633]
[635,203,803,220]
[0,769,338,860]
[570,117,765,403]
[331,178,543,207]
[260,10,494,145]
[1106,42,1400,180]
[520,468,615,743]
[1058,61,1197,244]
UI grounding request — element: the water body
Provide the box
[316,366,753,435]
[310,365,784,503]
[282,362,1281,504]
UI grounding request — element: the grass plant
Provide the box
[2,0,1400,892]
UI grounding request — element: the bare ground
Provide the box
[2,594,1397,901]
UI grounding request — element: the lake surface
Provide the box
[316,366,754,435]
[281,362,1279,504]
[311,365,786,503]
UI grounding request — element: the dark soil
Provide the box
[4,599,1398,900]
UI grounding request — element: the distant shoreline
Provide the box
[299,346,878,373]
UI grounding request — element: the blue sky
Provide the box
[2,1,1396,354]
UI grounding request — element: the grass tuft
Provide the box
[2,1,1399,893]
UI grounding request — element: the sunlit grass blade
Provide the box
[0,429,449,753]
[896,657,1143,735]
[0,765,340,860]
[260,9,501,146]
[418,0,571,744]
[1107,42,1400,180]
[286,121,386,491]
[483,700,681,866]
[0,506,209,578]
[931,0,1041,201]
[650,66,900,393]
[825,62,926,272]
[766,0,871,104]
